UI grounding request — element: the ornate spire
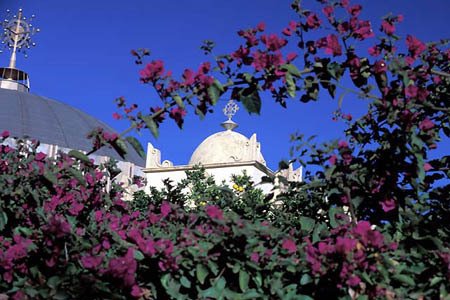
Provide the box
[0,9,39,92]
[221,99,239,131]
[1,9,39,68]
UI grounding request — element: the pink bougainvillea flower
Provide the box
[282,28,292,36]
[368,45,381,56]
[346,275,361,287]
[282,238,297,254]
[406,35,426,59]
[419,118,435,131]
[250,252,260,263]
[329,154,338,165]
[81,254,103,269]
[108,248,137,287]
[131,285,144,298]
[381,198,396,212]
[261,34,287,51]
[373,60,387,74]
[336,237,357,254]
[316,34,342,56]
[182,69,195,86]
[169,107,187,128]
[252,50,284,71]
[160,201,171,218]
[424,162,433,171]
[338,140,349,149]
[231,46,250,64]
[381,20,395,35]
[237,29,259,47]
[139,60,164,83]
[35,152,47,161]
[352,20,374,40]
[286,52,298,62]
[1,130,10,138]
[256,22,266,32]
[405,85,418,98]
[305,13,321,29]
[353,221,385,247]
[205,205,224,220]
[322,6,334,18]
[112,112,122,120]
[45,214,71,238]
[347,5,362,17]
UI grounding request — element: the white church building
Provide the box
[143,100,302,193]
[0,9,302,197]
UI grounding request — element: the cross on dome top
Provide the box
[221,99,239,131]
[223,99,239,120]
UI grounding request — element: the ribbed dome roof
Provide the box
[0,88,144,166]
[189,129,266,166]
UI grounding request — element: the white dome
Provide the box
[189,130,266,166]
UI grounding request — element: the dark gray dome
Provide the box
[0,88,145,166]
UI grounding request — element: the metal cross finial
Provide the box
[1,9,40,69]
[223,99,239,120]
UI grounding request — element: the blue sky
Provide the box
[1,1,449,169]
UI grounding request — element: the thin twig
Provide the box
[430,69,450,78]
[345,188,358,225]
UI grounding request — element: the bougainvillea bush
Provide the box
[1,0,450,298]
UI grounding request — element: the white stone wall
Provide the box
[145,164,273,193]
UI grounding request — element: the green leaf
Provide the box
[44,170,57,185]
[141,115,159,138]
[68,168,86,186]
[112,138,128,158]
[312,223,328,243]
[241,290,262,299]
[239,86,261,115]
[327,62,344,80]
[0,211,8,231]
[180,276,191,288]
[216,277,226,290]
[430,276,443,287]
[47,276,61,289]
[299,216,315,232]
[126,136,146,159]
[53,291,70,300]
[68,150,91,164]
[281,63,302,77]
[285,73,297,98]
[24,287,39,298]
[239,270,250,292]
[338,92,347,109]
[14,226,32,236]
[300,274,312,285]
[161,274,170,290]
[207,79,225,105]
[327,84,336,98]
[328,206,340,228]
[208,260,219,276]
[278,160,290,170]
[196,264,208,284]
[393,274,415,286]
[361,272,374,285]
[173,94,185,109]
[254,272,262,287]
[134,250,145,261]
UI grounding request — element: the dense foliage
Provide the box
[1,0,449,299]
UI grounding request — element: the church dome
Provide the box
[0,88,145,166]
[189,129,266,166]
